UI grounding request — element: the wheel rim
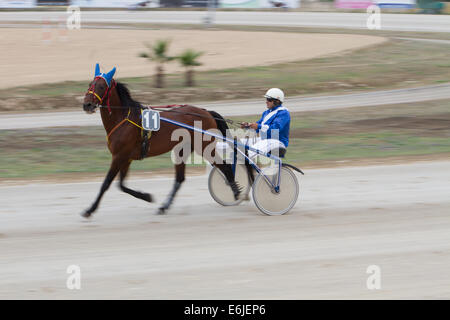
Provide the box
[252,167,299,215]
[208,165,250,206]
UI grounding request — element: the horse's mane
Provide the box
[115,81,142,117]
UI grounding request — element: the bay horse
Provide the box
[81,64,241,217]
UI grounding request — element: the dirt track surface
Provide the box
[0,28,385,89]
[1,11,450,33]
[3,82,450,130]
[1,160,449,299]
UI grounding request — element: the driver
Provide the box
[240,88,290,159]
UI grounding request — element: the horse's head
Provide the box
[83,63,116,114]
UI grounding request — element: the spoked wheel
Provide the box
[208,164,251,206]
[252,166,299,216]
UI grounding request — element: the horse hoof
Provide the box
[157,207,166,215]
[231,182,242,201]
[144,193,153,203]
[81,210,92,219]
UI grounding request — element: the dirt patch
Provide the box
[296,152,450,169]
[0,128,106,152]
[2,113,449,152]
[0,28,386,89]
[0,133,105,151]
[0,165,207,185]
[353,116,450,133]
[291,113,450,138]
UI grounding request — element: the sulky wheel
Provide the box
[208,164,251,206]
[252,166,299,216]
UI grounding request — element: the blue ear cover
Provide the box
[104,67,116,86]
[94,64,116,87]
[95,63,100,77]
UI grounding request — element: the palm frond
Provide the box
[178,49,204,67]
[139,39,174,63]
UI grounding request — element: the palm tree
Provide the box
[139,39,175,88]
[178,49,203,87]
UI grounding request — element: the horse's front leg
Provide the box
[118,160,153,203]
[81,154,125,218]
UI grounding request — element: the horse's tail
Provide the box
[208,110,229,137]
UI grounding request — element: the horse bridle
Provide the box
[86,76,116,114]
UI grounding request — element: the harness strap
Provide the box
[106,80,116,114]
[148,104,187,109]
[141,129,149,160]
[126,118,144,130]
[87,91,103,104]
[106,118,127,144]
[106,108,152,159]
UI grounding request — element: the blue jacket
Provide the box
[256,104,290,147]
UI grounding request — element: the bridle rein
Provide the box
[86,79,244,146]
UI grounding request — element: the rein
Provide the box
[89,81,245,145]
[98,103,241,127]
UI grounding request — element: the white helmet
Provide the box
[264,88,285,103]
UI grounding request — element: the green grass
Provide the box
[1,99,449,179]
[285,133,450,163]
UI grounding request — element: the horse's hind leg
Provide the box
[244,163,254,181]
[207,145,242,201]
[243,162,255,201]
[215,163,242,200]
[119,160,153,203]
[158,163,185,215]
[81,155,124,218]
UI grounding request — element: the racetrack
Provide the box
[2,82,450,130]
[1,160,449,299]
[1,11,450,32]
[1,9,449,300]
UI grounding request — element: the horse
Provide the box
[81,64,241,217]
